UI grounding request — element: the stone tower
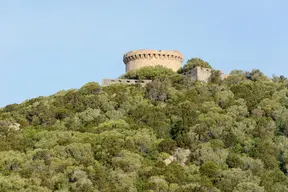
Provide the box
[123,50,184,72]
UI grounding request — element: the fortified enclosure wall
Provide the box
[123,50,184,72]
[102,50,229,87]
[196,67,214,82]
[182,67,229,82]
[102,79,152,86]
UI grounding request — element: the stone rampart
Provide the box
[102,79,152,86]
[182,67,229,82]
[123,50,184,72]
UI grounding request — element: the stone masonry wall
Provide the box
[182,68,198,81]
[196,67,213,82]
[182,67,229,82]
[102,79,152,86]
[123,50,184,72]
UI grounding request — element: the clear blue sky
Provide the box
[1,0,288,107]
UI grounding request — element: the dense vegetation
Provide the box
[1,65,288,191]
[178,58,212,73]
[121,65,177,80]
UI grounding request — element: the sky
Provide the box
[1,0,288,107]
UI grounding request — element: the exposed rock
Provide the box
[164,156,176,166]
[8,123,21,131]
[163,148,191,166]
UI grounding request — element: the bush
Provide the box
[78,82,101,95]
[158,138,177,154]
[178,58,212,73]
[200,161,220,178]
[121,66,176,80]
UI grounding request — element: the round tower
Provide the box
[123,50,184,72]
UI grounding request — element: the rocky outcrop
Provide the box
[164,148,191,166]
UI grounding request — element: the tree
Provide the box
[78,82,101,95]
[233,182,264,192]
[178,58,212,73]
[216,168,261,192]
[121,65,176,80]
[147,176,169,192]
[112,150,143,172]
[272,75,287,83]
[200,161,220,179]
[209,70,223,84]
[225,70,248,85]
[146,79,171,102]
[248,69,269,82]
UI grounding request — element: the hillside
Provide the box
[1,67,288,192]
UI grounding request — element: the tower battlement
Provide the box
[123,50,184,72]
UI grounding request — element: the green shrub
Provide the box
[121,65,176,80]
[178,58,212,73]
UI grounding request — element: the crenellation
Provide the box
[123,49,184,72]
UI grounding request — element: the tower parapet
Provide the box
[123,50,184,72]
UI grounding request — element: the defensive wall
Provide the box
[123,50,184,72]
[102,79,152,86]
[102,50,229,86]
[182,67,229,82]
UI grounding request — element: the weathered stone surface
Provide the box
[182,67,229,82]
[123,50,184,72]
[164,156,176,166]
[102,79,152,86]
[8,123,21,131]
[163,148,191,166]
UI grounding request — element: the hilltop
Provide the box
[1,63,288,191]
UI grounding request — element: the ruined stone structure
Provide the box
[123,50,184,72]
[102,79,152,86]
[102,50,229,86]
[182,67,229,82]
